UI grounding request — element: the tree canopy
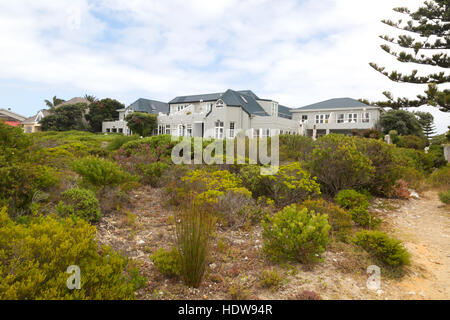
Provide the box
[86,98,125,132]
[125,112,157,136]
[414,111,437,138]
[40,103,89,131]
[380,109,424,136]
[370,0,449,112]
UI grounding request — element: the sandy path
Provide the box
[384,190,449,300]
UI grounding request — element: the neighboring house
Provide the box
[156,89,298,138]
[102,98,169,134]
[21,109,50,133]
[291,98,383,139]
[0,108,26,127]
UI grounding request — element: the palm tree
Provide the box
[44,96,65,109]
[84,94,98,103]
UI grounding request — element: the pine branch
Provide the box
[380,44,450,68]
[369,63,450,84]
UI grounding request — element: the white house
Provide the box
[291,98,383,139]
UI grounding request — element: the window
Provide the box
[348,113,357,123]
[216,100,224,108]
[337,114,344,123]
[271,103,277,116]
[165,125,171,135]
[229,122,235,138]
[315,114,329,124]
[158,125,163,135]
[362,112,370,123]
[119,128,123,133]
[214,121,224,139]
[186,124,192,137]
[301,115,308,123]
[106,128,110,133]
[178,124,184,136]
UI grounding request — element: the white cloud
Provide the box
[0,0,448,132]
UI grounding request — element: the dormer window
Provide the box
[216,99,224,108]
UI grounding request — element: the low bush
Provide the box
[309,134,374,195]
[151,247,181,277]
[279,135,315,162]
[353,230,410,267]
[335,189,369,210]
[396,135,427,150]
[298,199,352,241]
[262,205,330,264]
[259,269,284,290]
[390,180,411,199]
[107,134,140,151]
[267,162,321,207]
[429,165,450,189]
[335,190,379,228]
[0,207,142,299]
[72,156,139,188]
[294,290,322,300]
[56,187,101,222]
[439,190,450,205]
[138,162,169,187]
[362,129,382,140]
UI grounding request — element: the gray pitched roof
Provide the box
[169,90,260,104]
[58,97,91,107]
[0,108,26,121]
[169,89,267,116]
[128,98,169,114]
[221,90,268,116]
[296,98,369,110]
[278,105,292,119]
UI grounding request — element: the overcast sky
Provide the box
[0,0,448,133]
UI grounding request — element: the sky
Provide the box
[0,0,448,133]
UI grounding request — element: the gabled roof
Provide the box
[0,108,26,121]
[22,109,50,124]
[128,98,169,115]
[278,105,292,119]
[221,89,268,116]
[295,98,370,110]
[169,90,260,104]
[57,97,91,107]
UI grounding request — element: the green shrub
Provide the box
[138,162,169,187]
[279,135,315,162]
[72,156,139,188]
[0,121,32,165]
[299,199,352,241]
[349,206,381,228]
[262,205,330,264]
[396,135,427,150]
[438,190,450,204]
[238,165,268,198]
[175,198,216,288]
[335,189,369,210]
[429,165,450,189]
[335,190,379,228]
[353,230,410,267]
[121,134,179,157]
[259,269,284,290]
[56,187,101,222]
[362,129,382,140]
[309,134,375,195]
[0,207,141,299]
[355,138,402,196]
[107,134,140,151]
[151,247,181,277]
[267,162,321,206]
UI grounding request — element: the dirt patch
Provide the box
[96,187,449,300]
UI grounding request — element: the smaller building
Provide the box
[102,98,169,134]
[291,98,383,139]
[0,108,26,127]
[21,109,50,133]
